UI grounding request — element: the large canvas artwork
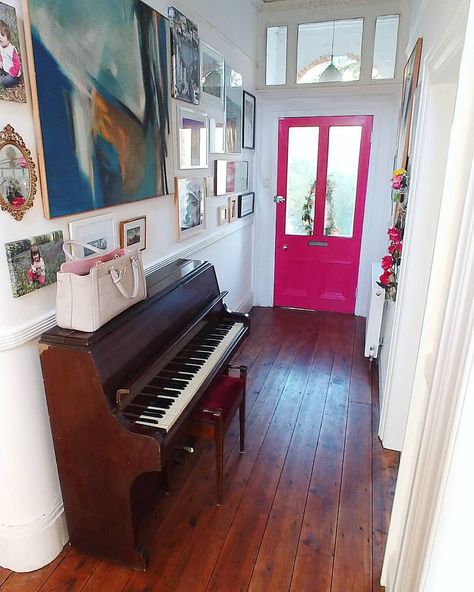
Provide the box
[27,0,170,218]
[169,6,200,105]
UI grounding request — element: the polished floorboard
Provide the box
[0,307,399,592]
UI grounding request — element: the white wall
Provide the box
[0,0,257,571]
[253,0,411,317]
[381,0,474,590]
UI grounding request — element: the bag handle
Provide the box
[109,254,141,299]
[63,239,107,261]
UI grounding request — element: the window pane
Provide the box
[324,126,362,237]
[285,127,319,235]
[297,19,363,84]
[266,26,287,85]
[372,15,399,79]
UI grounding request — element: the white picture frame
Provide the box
[209,117,225,154]
[177,106,208,170]
[175,177,206,240]
[200,43,224,107]
[68,213,116,258]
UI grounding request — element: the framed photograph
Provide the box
[209,117,225,154]
[5,231,65,298]
[217,204,228,225]
[205,176,215,197]
[120,216,146,251]
[0,2,26,103]
[225,65,243,153]
[228,196,238,222]
[27,0,171,218]
[169,6,200,104]
[177,106,208,169]
[215,160,248,195]
[68,213,116,258]
[238,191,255,217]
[175,177,206,240]
[200,43,224,107]
[395,38,423,170]
[242,91,256,149]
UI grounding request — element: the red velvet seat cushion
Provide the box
[194,375,244,423]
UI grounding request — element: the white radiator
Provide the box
[364,262,385,359]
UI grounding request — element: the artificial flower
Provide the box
[379,271,393,286]
[387,227,401,241]
[381,255,393,270]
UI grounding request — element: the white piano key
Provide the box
[127,321,244,431]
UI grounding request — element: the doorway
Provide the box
[273,115,373,314]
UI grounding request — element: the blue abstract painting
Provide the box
[28,0,170,218]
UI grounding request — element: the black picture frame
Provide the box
[238,191,254,217]
[242,91,256,149]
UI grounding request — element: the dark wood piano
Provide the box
[39,259,249,570]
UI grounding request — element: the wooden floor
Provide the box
[0,307,399,592]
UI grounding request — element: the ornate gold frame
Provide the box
[0,125,37,221]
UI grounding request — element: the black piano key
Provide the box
[152,378,189,388]
[133,395,174,409]
[159,370,195,380]
[142,385,181,397]
[173,357,205,366]
[164,362,201,374]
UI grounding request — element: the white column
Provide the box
[0,341,68,571]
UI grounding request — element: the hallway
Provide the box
[0,308,399,592]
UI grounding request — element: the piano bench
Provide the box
[189,365,247,505]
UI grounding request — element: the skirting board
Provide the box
[0,499,68,572]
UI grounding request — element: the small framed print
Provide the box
[238,191,255,217]
[120,216,146,251]
[175,177,206,240]
[242,91,256,149]
[205,176,215,197]
[215,160,248,195]
[217,204,228,225]
[68,213,116,258]
[228,196,238,222]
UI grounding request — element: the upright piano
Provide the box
[39,259,249,570]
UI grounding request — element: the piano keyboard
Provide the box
[122,319,244,431]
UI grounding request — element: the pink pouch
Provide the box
[61,240,127,275]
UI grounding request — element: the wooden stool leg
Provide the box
[239,365,247,454]
[214,412,224,505]
[239,400,245,453]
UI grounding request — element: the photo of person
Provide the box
[0,2,26,102]
[5,232,65,298]
[27,245,46,286]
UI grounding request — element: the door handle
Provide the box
[282,244,288,250]
[274,195,286,203]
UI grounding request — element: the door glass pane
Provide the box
[372,15,399,79]
[297,19,363,84]
[285,127,319,235]
[266,26,287,85]
[324,126,362,237]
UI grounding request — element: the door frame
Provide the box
[252,92,400,316]
[273,114,373,314]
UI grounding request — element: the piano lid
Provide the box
[41,259,208,347]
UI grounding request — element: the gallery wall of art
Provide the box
[0,0,258,572]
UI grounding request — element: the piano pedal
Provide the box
[174,437,197,465]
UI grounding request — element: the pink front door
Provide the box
[273,115,372,314]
